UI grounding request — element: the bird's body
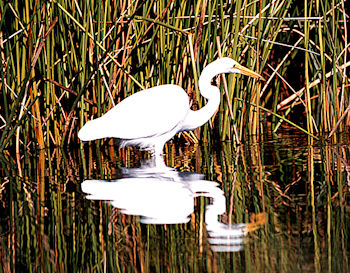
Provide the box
[78,58,262,154]
[80,85,190,154]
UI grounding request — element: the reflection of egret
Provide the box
[78,58,262,155]
[82,178,195,224]
[82,176,248,249]
[204,191,247,252]
[81,157,261,252]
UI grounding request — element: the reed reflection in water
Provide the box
[82,157,250,252]
[1,133,350,272]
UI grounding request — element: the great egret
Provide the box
[78,57,262,154]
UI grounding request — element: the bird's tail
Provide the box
[78,118,108,141]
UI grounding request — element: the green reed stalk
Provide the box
[221,0,242,140]
[304,0,313,137]
[236,97,319,140]
[0,0,348,151]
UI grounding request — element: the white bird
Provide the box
[78,57,262,155]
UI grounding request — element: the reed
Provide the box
[0,0,348,152]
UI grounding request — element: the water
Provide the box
[1,134,349,272]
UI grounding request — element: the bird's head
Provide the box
[216,57,264,80]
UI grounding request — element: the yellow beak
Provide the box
[235,63,264,80]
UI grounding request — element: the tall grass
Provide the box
[0,0,348,152]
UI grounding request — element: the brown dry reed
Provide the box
[0,0,349,153]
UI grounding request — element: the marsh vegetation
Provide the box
[0,1,349,272]
[0,0,349,151]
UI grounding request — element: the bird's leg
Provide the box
[153,153,167,169]
[152,143,165,157]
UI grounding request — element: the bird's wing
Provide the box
[101,85,190,139]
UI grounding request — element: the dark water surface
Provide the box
[1,134,350,272]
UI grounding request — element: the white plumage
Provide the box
[78,58,262,154]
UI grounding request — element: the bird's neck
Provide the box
[181,72,221,131]
[198,66,220,98]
